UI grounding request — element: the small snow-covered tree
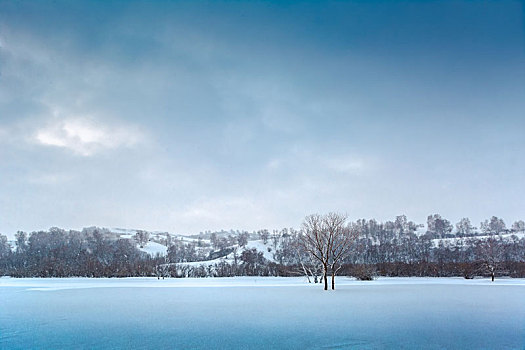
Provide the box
[210,232,219,249]
[426,214,453,239]
[511,220,525,233]
[480,216,506,236]
[258,229,269,244]
[238,232,249,248]
[0,234,11,260]
[240,248,266,275]
[456,218,475,237]
[15,231,28,254]
[135,230,150,248]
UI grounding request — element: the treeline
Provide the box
[343,215,525,280]
[0,214,524,279]
[0,228,161,277]
[270,215,525,283]
[0,227,279,278]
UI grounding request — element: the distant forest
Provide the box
[0,214,524,279]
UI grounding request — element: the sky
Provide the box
[0,0,524,236]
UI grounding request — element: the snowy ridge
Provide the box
[431,232,525,247]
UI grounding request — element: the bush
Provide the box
[351,264,376,281]
[460,263,476,279]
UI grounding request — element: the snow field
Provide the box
[1,277,524,349]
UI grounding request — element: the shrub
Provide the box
[351,264,376,281]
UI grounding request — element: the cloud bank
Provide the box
[34,117,143,156]
[0,1,524,236]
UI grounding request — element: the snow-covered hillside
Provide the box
[431,232,525,247]
[138,241,168,257]
[113,225,525,265]
[111,226,278,265]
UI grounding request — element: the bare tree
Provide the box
[300,214,330,290]
[326,213,358,289]
[475,236,504,282]
[292,233,322,283]
[300,213,357,290]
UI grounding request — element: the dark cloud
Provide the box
[0,1,524,235]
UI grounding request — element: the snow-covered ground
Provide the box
[244,239,275,261]
[1,277,524,349]
[138,241,168,257]
[431,232,525,247]
[170,239,276,268]
[1,276,524,290]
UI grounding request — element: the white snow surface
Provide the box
[244,239,276,261]
[431,232,525,247]
[138,241,168,256]
[2,276,524,349]
[1,276,524,291]
[172,240,276,267]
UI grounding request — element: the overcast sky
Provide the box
[0,0,524,236]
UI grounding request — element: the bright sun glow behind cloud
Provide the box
[34,118,143,156]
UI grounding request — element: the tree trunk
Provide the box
[323,265,328,290]
[491,272,495,282]
[300,262,311,283]
[331,271,335,290]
